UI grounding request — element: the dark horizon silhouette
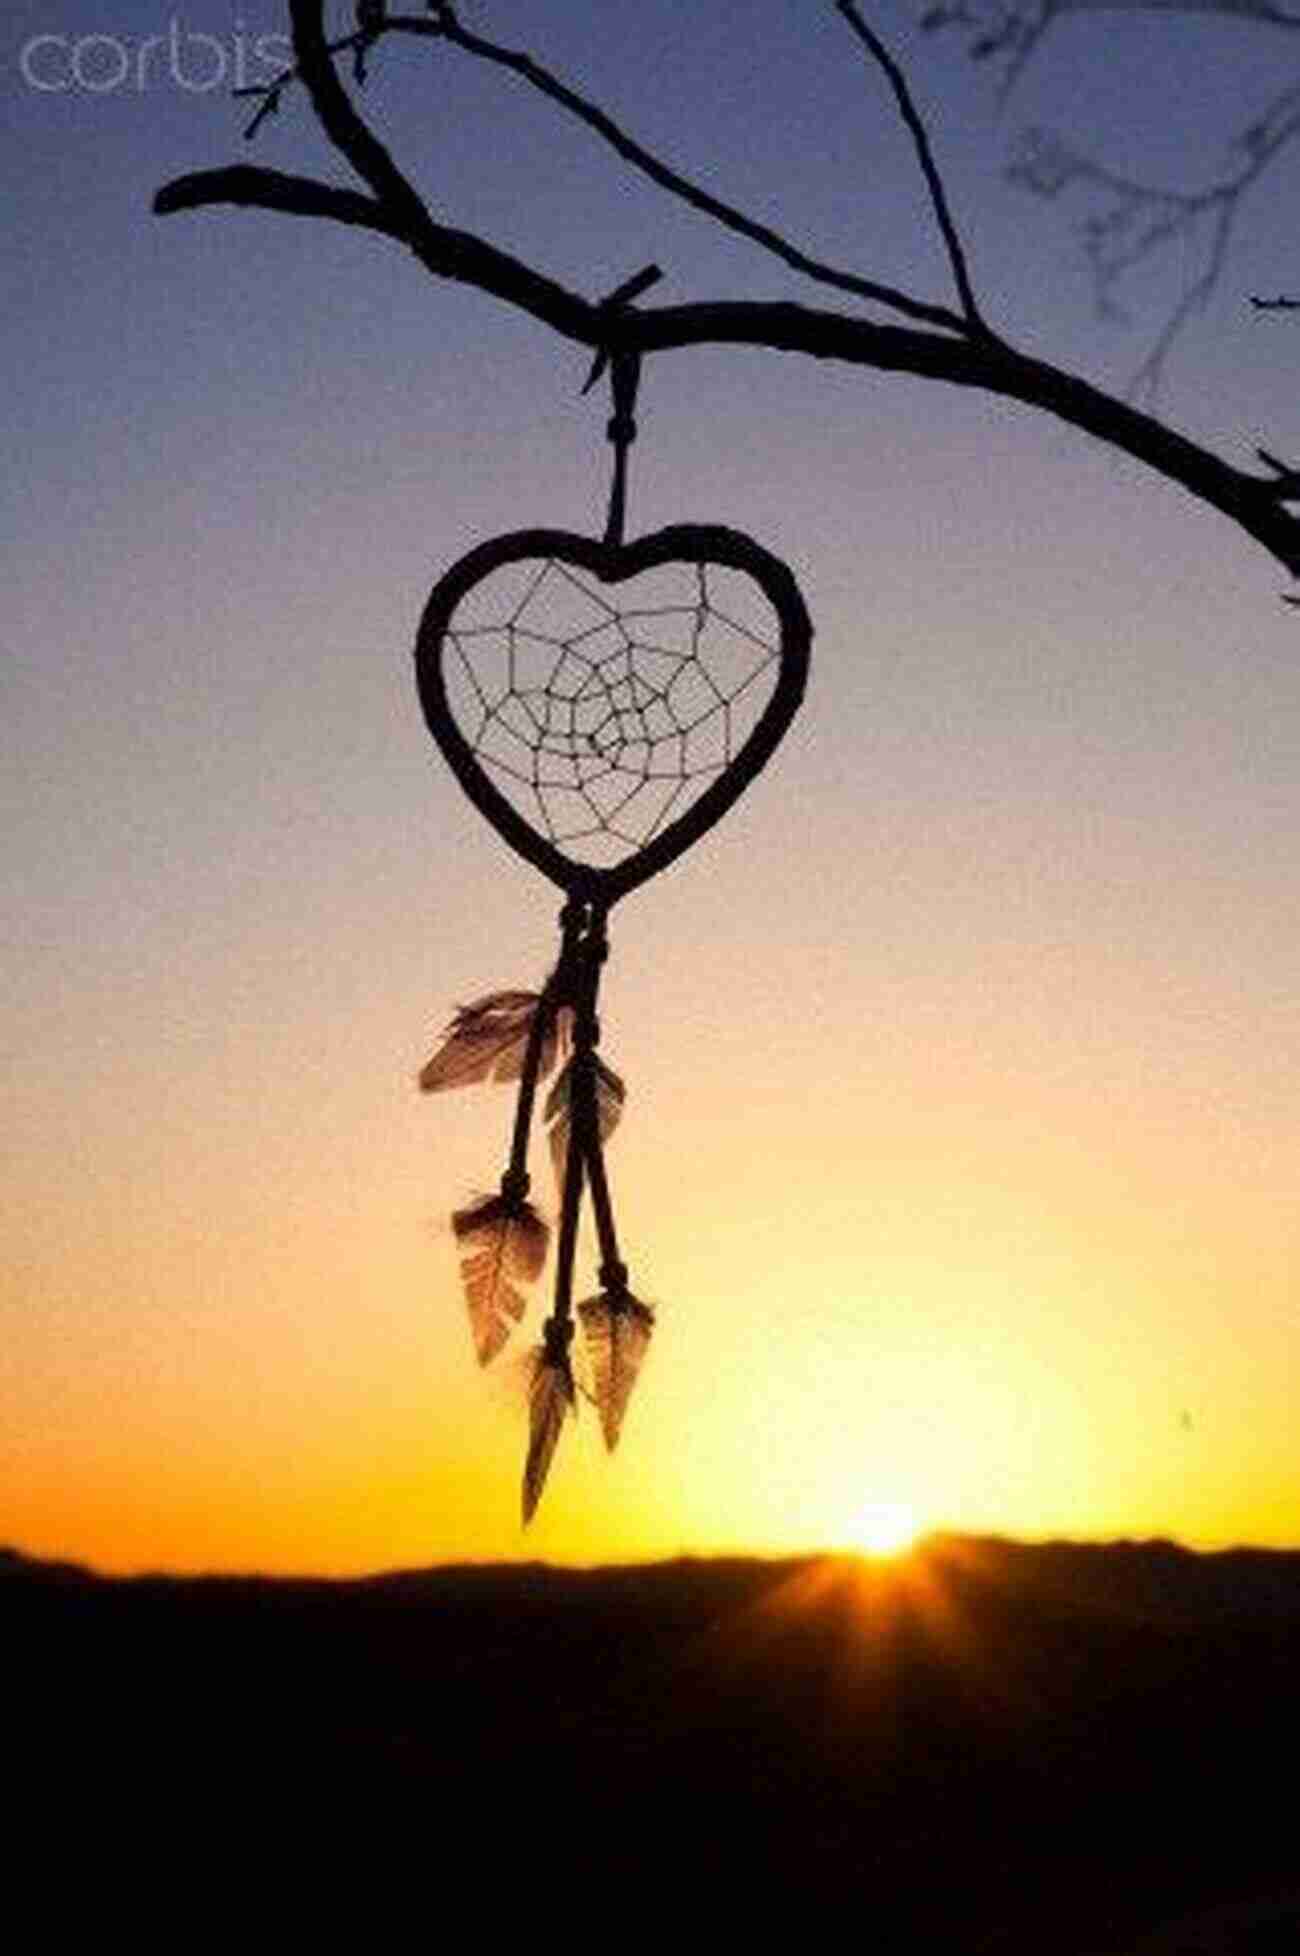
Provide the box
[11,1532,1299,1950]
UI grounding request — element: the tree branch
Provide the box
[285,0,430,234]
[1007,76,1300,401]
[152,159,599,345]
[628,300,1300,571]
[922,0,1300,101]
[834,0,990,332]
[932,3,1300,389]
[154,164,395,232]
[215,3,974,333]
[151,0,1300,582]
[232,17,373,138]
[388,6,973,334]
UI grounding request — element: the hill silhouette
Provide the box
[8,1534,1299,1949]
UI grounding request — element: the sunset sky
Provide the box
[4,1,1298,1574]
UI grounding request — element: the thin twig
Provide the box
[1127,196,1233,407]
[233,22,372,139]
[1007,77,1300,397]
[388,7,971,334]
[833,0,990,334]
[1255,446,1300,501]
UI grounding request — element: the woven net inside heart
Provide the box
[439,555,784,868]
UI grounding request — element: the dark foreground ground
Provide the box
[8,1534,1299,1949]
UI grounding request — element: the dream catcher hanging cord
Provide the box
[415,339,812,1520]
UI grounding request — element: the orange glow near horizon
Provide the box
[7,1022,1300,1577]
[8,1119,1297,1578]
[691,1538,1022,1728]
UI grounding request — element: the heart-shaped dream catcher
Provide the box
[415,350,812,1520]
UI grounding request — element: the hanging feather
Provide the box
[419,991,568,1092]
[452,1190,550,1366]
[544,1054,626,1186]
[578,1288,654,1451]
[522,1320,575,1524]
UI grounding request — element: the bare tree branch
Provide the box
[232,9,380,138]
[155,164,392,231]
[152,153,598,345]
[922,0,1300,100]
[630,300,1300,570]
[213,4,973,332]
[284,0,431,233]
[152,0,1300,583]
[834,0,991,332]
[928,1,1300,388]
[396,6,975,334]
[1008,74,1300,400]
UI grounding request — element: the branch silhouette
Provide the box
[926,1,1300,395]
[921,0,1300,100]
[153,1,1300,579]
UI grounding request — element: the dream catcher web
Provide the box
[416,345,812,1521]
[442,555,783,866]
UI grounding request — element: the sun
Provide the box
[851,1498,920,1557]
